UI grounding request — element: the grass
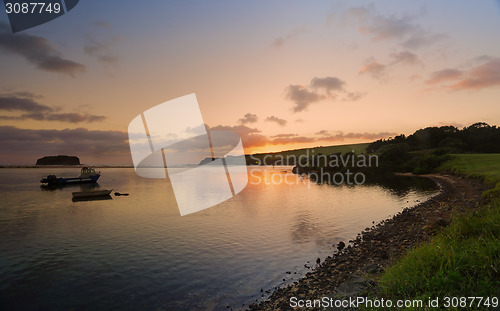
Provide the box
[367,154,500,310]
[440,154,500,197]
[249,143,369,160]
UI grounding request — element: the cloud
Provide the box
[238,113,258,125]
[0,112,106,123]
[94,21,112,30]
[426,57,500,91]
[268,130,396,146]
[0,92,105,123]
[83,35,120,64]
[0,126,129,165]
[271,135,316,145]
[346,6,445,49]
[286,84,325,112]
[286,76,363,112]
[311,76,345,94]
[207,124,269,148]
[271,28,308,48]
[271,133,298,138]
[0,94,52,112]
[359,59,387,80]
[343,92,365,101]
[47,113,106,123]
[0,23,85,76]
[265,115,287,126]
[390,51,421,66]
[449,58,500,91]
[207,123,396,150]
[426,69,462,85]
[359,51,421,82]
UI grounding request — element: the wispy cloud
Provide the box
[94,21,112,30]
[426,69,462,85]
[359,59,387,80]
[83,30,121,65]
[271,27,308,48]
[0,23,85,76]
[0,92,106,123]
[0,94,52,112]
[84,41,118,64]
[269,130,395,146]
[449,57,500,91]
[271,133,298,138]
[346,6,446,49]
[0,113,106,123]
[208,123,395,149]
[359,51,422,81]
[426,57,500,91]
[390,50,421,66]
[265,115,287,126]
[0,126,129,164]
[238,113,258,125]
[270,135,315,145]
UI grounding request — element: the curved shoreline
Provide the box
[247,174,488,310]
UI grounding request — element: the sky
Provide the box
[1,0,500,165]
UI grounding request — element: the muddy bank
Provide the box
[247,174,488,311]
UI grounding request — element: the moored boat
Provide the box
[72,189,112,198]
[41,167,100,184]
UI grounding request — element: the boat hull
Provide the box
[41,174,100,184]
[72,189,112,198]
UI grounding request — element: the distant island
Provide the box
[36,155,81,166]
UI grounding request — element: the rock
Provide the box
[36,155,80,166]
[337,241,345,252]
[363,263,380,274]
[335,273,368,297]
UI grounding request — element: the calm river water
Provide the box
[0,167,438,310]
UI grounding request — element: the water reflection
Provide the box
[0,167,439,311]
[72,195,112,202]
[291,212,320,244]
[40,182,101,192]
[307,172,438,197]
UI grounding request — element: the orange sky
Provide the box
[1,1,500,164]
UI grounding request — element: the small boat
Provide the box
[41,167,100,185]
[72,189,113,199]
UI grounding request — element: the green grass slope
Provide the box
[372,154,500,310]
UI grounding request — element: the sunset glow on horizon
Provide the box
[1,1,500,165]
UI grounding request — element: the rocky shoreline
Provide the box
[247,174,488,311]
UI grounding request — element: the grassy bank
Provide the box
[373,154,500,309]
